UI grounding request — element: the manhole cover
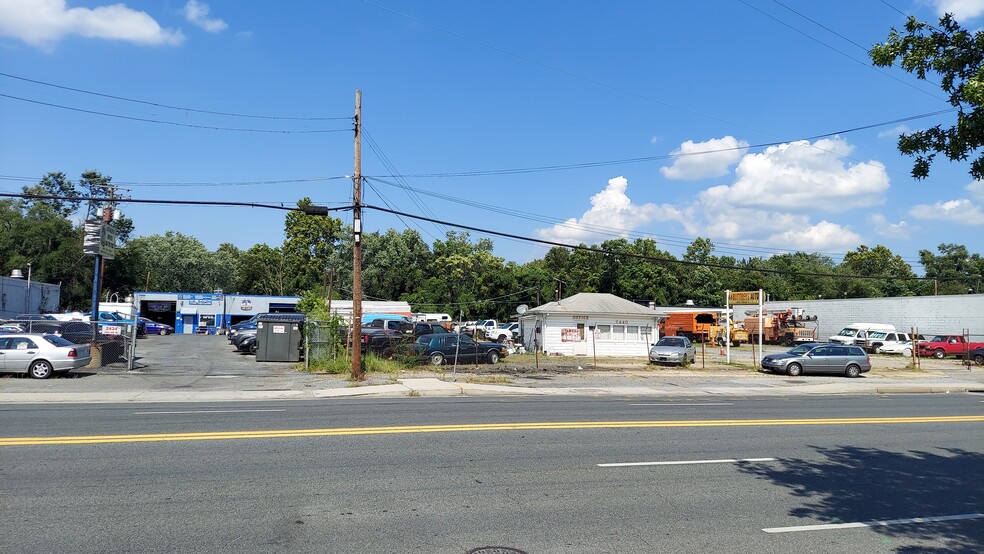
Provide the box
[468,548,528,554]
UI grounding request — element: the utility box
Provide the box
[255,313,305,362]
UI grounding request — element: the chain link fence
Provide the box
[303,318,348,371]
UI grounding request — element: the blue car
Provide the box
[140,317,174,336]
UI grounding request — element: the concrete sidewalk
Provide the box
[1,368,982,403]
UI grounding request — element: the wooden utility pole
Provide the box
[351,90,364,380]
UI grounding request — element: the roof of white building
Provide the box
[526,293,657,316]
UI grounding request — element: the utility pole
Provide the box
[351,90,364,380]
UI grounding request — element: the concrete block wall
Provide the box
[734,294,984,339]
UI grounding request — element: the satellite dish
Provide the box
[516,304,529,314]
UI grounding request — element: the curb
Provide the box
[875,387,970,394]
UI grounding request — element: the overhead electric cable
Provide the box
[0,72,350,121]
[366,108,955,179]
[363,203,951,282]
[0,93,352,133]
[0,192,346,212]
[739,0,944,100]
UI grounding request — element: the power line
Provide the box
[363,203,954,282]
[739,0,945,101]
[0,192,346,212]
[0,72,351,121]
[0,93,353,133]
[0,174,351,188]
[361,127,445,240]
[364,108,955,179]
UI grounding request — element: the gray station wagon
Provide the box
[761,342,871,378]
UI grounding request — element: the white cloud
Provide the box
[869,213,912,239]
[698,137,889,211]
[927,0,984,21]
[659,135,749,180]
[535,176,684,244]
[909,198,984,224]
[0,0,184,50]
[760,220,863,251]
[877,124,910,139]
[966,179,984,199]
[183,0,227,33]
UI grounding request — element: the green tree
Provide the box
[918,243,984,294]
[236,244,288,295]
[127,232,216,292]
[870,14,984,179]
[21,172,81,218]
[282,198,344,294]
[839,245,918,297]
[361,228,432,301]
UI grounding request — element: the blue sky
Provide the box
[2,0,984,274]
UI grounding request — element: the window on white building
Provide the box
[597,324,611,339]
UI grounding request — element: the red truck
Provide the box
[917,335,984,359]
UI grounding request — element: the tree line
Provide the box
[3,173,983,322]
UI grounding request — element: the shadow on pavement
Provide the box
[738,445,983,553]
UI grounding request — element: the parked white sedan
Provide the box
[876,340,914,357]
[0,334,91,378]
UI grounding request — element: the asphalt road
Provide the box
[2,395,982,553]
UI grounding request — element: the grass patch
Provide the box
[407,390,421,397]
[303,352,412,376]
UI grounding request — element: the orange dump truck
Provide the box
[659,312,719,343]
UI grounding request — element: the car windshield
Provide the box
[836,328,858,337]
[656,337,686,347]
[929,335,946,342]
[869,332,888,340]
[787,344,815,355]
[498,323,511,329]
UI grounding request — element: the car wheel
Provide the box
[429,352,444,366]
[933,348,946,359]
[786,363,803,377]
[249,342,257,355]
[845,364,861,378]
[159,328,168,336]
[487,350,500,364]
[29,360,53,379]
[903,348,913,357]
[381,347,395,361]
[973,353,984,365]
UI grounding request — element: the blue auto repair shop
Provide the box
[133,292,300,334]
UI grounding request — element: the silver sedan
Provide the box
[0,334,91,379]
[648,336,696,365]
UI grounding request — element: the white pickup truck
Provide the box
[485,322,519,342]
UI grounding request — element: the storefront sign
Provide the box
[561,328,581,342]
[179,293,214,305]
[241,299,253,311]
[728,291,761,304]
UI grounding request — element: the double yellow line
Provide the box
[2,415,982,446]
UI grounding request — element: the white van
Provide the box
[828,323,896,347]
